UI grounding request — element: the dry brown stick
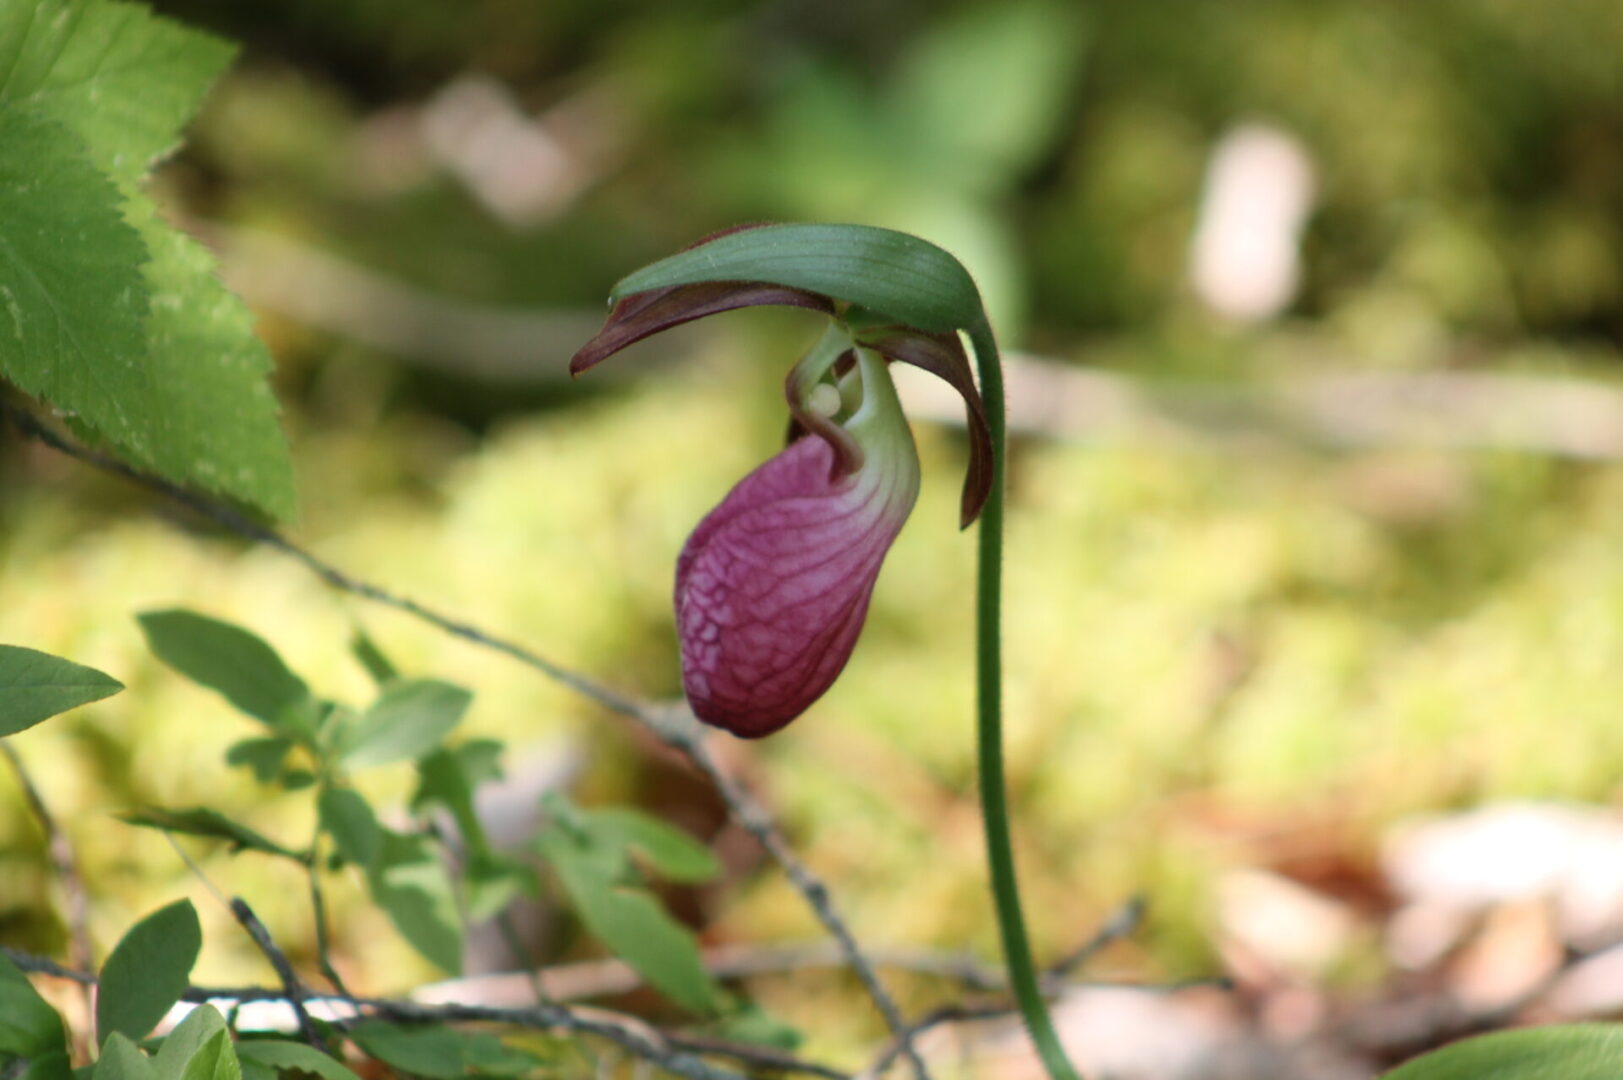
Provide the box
[0,742,96,1029]
[1,400,928,1080]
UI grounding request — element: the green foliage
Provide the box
[95,899,202,1046]
[338,679,470,769]
[0,0,294,520]
[234,1040,360,1080]
[0,952,68,1064]
[117,806,303,860]
[96,1034,159,1080]
[1383,1025,1623,1079]
[365,829,463,974]
[138,610,313,733]
[535,793,720,1015]
[0,644,122,736]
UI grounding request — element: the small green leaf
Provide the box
[318,786,380,869]
[610,224,985,334]
[118,807,301,860]
[234,1042,359,1080]
[224,738,293,783]
[177,1030,238,1080]
[464,853,536,923]
[350,629,398,687]
[346,1023,466,1080]
[235,1041,360,1080]
[411,746,489,855]
[137,612,311,733]
[580,808,719,884]
[0,952,67,1057]
[341,680,471,770]
[0,644,122,736]
[151,1007,226,1080]
[367,831,463,974]
[94,1034,157,1080]
[1383,1025,1623,1079]
[537,829,717,1014]
[709,1004,804,1052]
[96,900,202,1045]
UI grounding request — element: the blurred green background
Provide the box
[2,0,1622,1057]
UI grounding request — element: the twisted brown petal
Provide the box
[570,281,834,374]
[863,329,993,526]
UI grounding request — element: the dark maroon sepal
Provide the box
[864,329,993,526]
[571,281,835,375]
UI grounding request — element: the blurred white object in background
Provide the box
[1383,802,1623,967]
[420,75,614,226]
[1188,123,1317,323]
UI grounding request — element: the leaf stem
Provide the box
[967,318,1084,1080]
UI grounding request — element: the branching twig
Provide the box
[0,947,843,1080]
[1,401,927,1078]
[230,898,324,1050]
[158,831,324,1049]
[1049,895,1146,979]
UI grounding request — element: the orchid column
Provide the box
[572,224,1084,1080]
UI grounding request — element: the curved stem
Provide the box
[967,318,1084,1080]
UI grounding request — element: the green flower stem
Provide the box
[967,317,1085,1080]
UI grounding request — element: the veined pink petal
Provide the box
[676,433,917,738]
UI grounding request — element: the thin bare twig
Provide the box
[230,898,324,1050]
[158,830,324,1049]
[0,947,843,1080]
[1,401,928,1079]
[0,743,95,1028]
[1049,895,1146,979]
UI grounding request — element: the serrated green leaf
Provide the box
[126,201,295,522]
[341,680,470,770]
[318,785,380,869]
[1383,1025,1623,1079]
[367,831,462,974]
[118,807,301,860]
[137,611,311,734]
[0,644,122,736]
[94,1034,156,1080]
[0,107,153,452]
[0,0,234,184]
[346,1022,466,1080]
[151,1006,225,1080]
[234,1041,360,1080]
[0,952,67,1057]
[580,808,719,884]
[96,900,201,1045]
[225,738,293,783]
[610,224,984,334]
[537,829,717,1014]
[0,6,295,521]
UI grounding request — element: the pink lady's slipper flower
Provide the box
[572,229,991,737]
